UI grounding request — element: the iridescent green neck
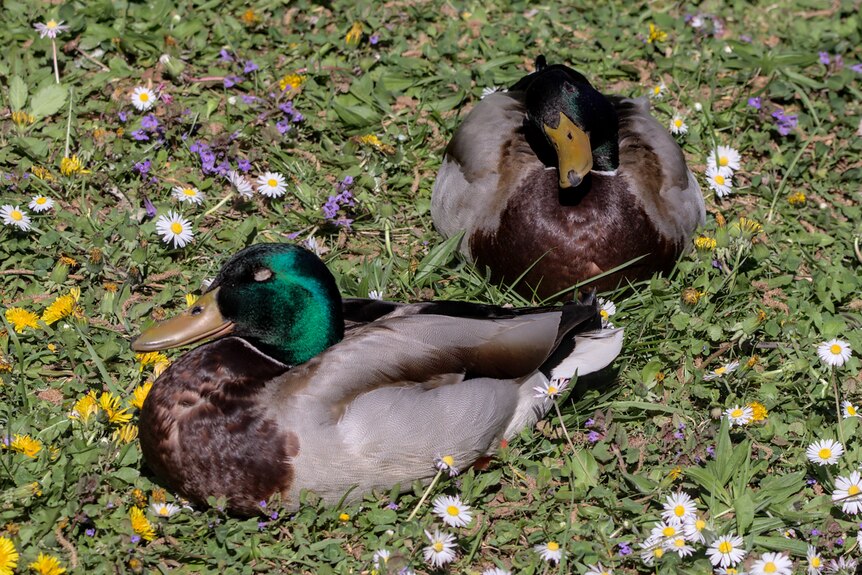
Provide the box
[214,245,344,366]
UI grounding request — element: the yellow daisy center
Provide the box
[446,505,459,517]
[10,210,22,221]
[433,542,443,552]
[47,20,58,28]
[654,548,664,558]
[182,188,197,197]
[730,408,743,418]
[441,455,454,467]
[662,526,675,537]
[715,366,727,375]
[159,507,169,516]
[763,562,776,573]
[674,119,683,127]
[714,174,726,185]
[849,406,857,415]
[170,222,183,234]
[674,538,685,548]
[674,505,685,516]
[547,386,558,395]
[695,519,706,530]
[811,557,821,567]
[653,86,661,94]
[719,156,729,166]
[267,178,277,187]
[818,448,832,460]
[830,344,842,354]
[36,197,47,205]
[600,310,609,319]
[547,541,559,551]
[718,541,733,553]
[848,485,860,496]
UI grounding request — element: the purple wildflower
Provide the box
[291,111,304,123]
[141,114,159,131]
[322,197,340,219]
[219,49,233,62]
[257,521,267,531]
[587,431,601,443]
[811,529,820,536]
[215,160,231,176]
[341,175,354,187]
[806,476,818,485]
[584,418,595,428]
[673,431,684,440]
[143,197,157,218]
[836,538,844,546]
[130,535,141,544]
[118,111,128,123]
[224,75,242,88]
[85,528,96,537]
[739,34,752,43]
[706,445,715,457]
[386,502,399,510]
[161,92,173,105]
[747,96,761,109]
[270,511,279,520]
[131,130,149,141]
[618,543,632,556]
[133,159,151,176]
[286,231,301,240]
[334,217,353,229]
[241,94,257,104]
[276,119,292,134]
[259,500,267,509]
[238,158,251,172]
[834,55,844,69]
[771,109,798,136]
[278,101,295,114]
[370,33,380,45]
[243,60,259,74]
[189,141,202,154]
[819,52,830,65]
[851,63,862,73]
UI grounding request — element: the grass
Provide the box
[0,0,860,573]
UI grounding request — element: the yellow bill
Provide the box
[543,112,593,188]
[131,288,234,351]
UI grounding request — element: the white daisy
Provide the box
[481,86,502,99]
[751,552,792,575]
[825,557,857,573]
[28,195,54,212]
[639,539,664,566]
[724,405,753,426]
[650,521,681,541]
[585,562,613,575]
[533,378,570,400]
[303,236,324,257]
[534,540,563,564]
[368,289,384,300]
[131,86,157,111]
[663,535,695,558]
[227,170,254,198]
[817,339,852,368]
[683,515,709,544]
[599,297,616,328]
[706,361,740,381]
[155,211,194,248]
[33,19,69,39]
[669,115,688,135]
[832,470,862,514]
[423,528,457,568]
[707,146,741,173]
[842,400,859,418]
[482,568,511,575]
[172,185,205,205]
[651,83,667,99]
[806,545,823,575]
[432,494,472,528]
[256,171,287,198]
[150,502,181,517]
[1,204,32,231]
[706,533,747,568]
[662,491,698,525]
[806,439,844,466]
[706,166,733,198]
[372,549,390,569]
[434,455,460,477]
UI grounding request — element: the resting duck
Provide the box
[131,243,623,514]
[432,56,705,299]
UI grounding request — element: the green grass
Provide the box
[1,0,861,573]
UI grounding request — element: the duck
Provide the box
[131,243,623,514]
[431,55,705,300]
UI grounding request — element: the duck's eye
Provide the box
[253,268,274,282]
[190,306,203,316]
[567,132,573,140]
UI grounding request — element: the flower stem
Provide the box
[832,369,845,445]
[52,39,60,84]
[553,400,576,453]
[406,469,442,521]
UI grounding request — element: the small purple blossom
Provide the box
[143,197,157,218]
[243,60,259,74]
[584,418,595,428]
[241,94,257,104]
[270,511,279,520]
[219,49,233,62]
[739,34,752,43]
[836,538,844,546]
[276,119,292,134]
[618,543,632,556]
[747,96,761,110]
[131,130,149,141]
[834,55,844,69]
[673,430,684,440]
[587,431,601,443]
[140,114,159,131]
[806,476,818,486]
[130,535,141,544]
[851,63,862,73]
[386,502,399,510]
[819,52,830,65]
[133,159,151,176]
[706,445,715,457]
[85,528,96,537]
[224,75,242,88]
[278,101,295,114]
[238,158,251,172]
[771,109,798,136]
[811,529,821,536]
[118,111,128,123]
[258,500,267,509]
[369,33,380,45]
[257,521,268,530]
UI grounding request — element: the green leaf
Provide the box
[734,490,755,533]
[569,449,599,491]
[9,75,27,111]
[30,84,68,118]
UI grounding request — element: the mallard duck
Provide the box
[131,243,623,514]
[432,56,705,299]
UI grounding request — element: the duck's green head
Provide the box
[131,243,344,366]
[525,65,620,188]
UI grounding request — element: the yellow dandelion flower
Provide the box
[734,217,762,235]
[9,434,42,458]
[788,191,806,206]
[103,282,119,293]
[668,466,683,480]
[58,256,77,267]
[0,537,19,575]
[647,23,668,43]
[129,507,156,541]
[152,359,170,378]
[694,236,717,251]
[70,391,99,423]
[681,287,705,305]
[345,21,363,46]
[356,134,395,155]
[99,389,121,411]
[5,307,39,333]
[30,482,42,497]
[59,155,90,176]
[11,111,35,127]
[131,382,153,410]
[339,513,350,522]
[28,552,65,575]
[41,289,81,325]
[131,488,147,508]
[113,424,138,444]
[98,392,132,424]
[240,8,260,25]
[185,293,198,308]
[30,166,54,181]
[136,352,168,372]
[278,73,305,92]
[748,402,768,422]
